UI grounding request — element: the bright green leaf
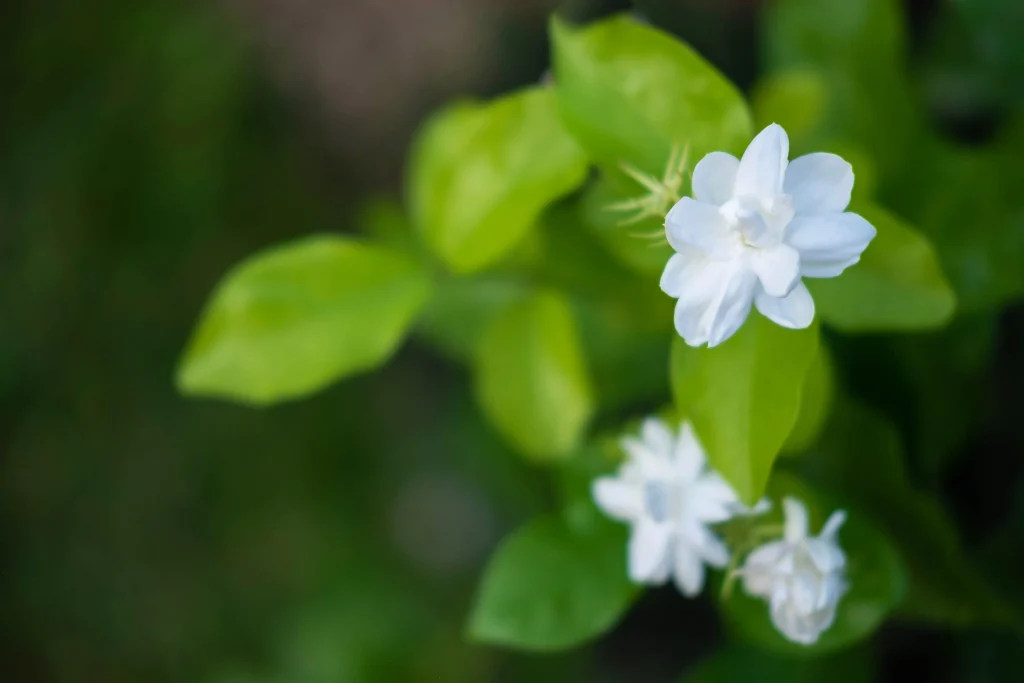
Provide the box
[177,236,432,405]
[783,342,835,454]
[550,14,752,180]
[407,87,588,273]
[474,290,594,460]
[720,472,906,656]
[670,316,819,504]
[810,203,956,332]
[468,513,636,651]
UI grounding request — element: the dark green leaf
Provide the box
[468,512,636,651]
[797,399,1018,628]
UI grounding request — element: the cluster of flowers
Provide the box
[592,417,848,645]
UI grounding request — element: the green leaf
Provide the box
[177,236,432,405]
[809,203,956,332]
[797,399,1018,629]
[670,316,819,504]
[407,86,588,273]
[467,512,636,651]
[783,342,835,454]
[550,14,752,180]
[720,473,906,657]
[684,643,874,683]
[474,290,594,460]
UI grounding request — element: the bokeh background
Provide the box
[1,0,1022,681]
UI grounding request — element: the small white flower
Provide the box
[740,497,848,645]
[661,123,877,347]
[592,418,741,597]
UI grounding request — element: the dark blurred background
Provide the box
[1,1,1022,681]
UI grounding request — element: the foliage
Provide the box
[3,0,1023,681]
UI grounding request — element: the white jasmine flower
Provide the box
[591,418,741,597]
[661,123,877,347]
[740,497,848,645]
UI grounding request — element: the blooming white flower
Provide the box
[740,496,848,645]
[661,123,877,347]
[591,418,741,597]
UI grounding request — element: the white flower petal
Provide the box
[747,243,801,298]
[672,541,707,597]
[673,421,706,482]
[783,497,809,543]
[703,264,758,348]
[734,123,789,202]
[785,212,876,279]
[800,256,861,278]
[659,253,690,297]
[806,538,846,575]
[742,541,789,598]
[692,151,739,206]
[686,473,741,523]
[754,281,815,330]
[592,478,643,521]
[670,257,745,346]
[628,519,672,584]
[820,509,847,538]
[784,153,854,215]
[694,527,731,568]
[665,197,733,256]
[640,417,675,457]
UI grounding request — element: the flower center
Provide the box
[643,480,674,523]
[720,194,795,249]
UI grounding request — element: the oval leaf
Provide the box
[809,203,956,332]
[550,14,752,179]
[177,236,432,405]
[670,316,819,503]
[720,473,906,657]
[468,513,636,651]
[407,87,588,273]
[474,290,594,460]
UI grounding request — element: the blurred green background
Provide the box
[1,0,1022,681]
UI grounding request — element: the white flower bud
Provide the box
[740,496,848,645]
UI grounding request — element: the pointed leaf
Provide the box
[177,236,432,405]
[670,316,819,503]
